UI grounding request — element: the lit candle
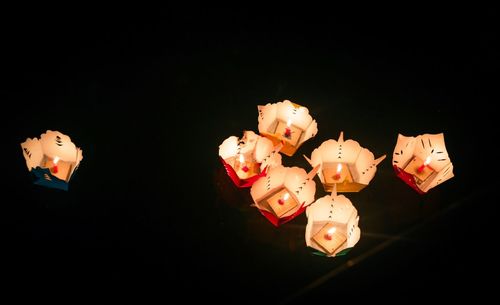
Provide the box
[324,226,336,240]
[333,163,342,180]
[52,156,60,174]
[417,156,432,173]
[278,192,290,205]
[284,118,292,138]
[239,154,249,172]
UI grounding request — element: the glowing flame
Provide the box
[424,156,432,166]
[327,227,337,235]
[53,156,60,165]
[239,154,245,163]
[336,163,342,174]
[286,118,292,127]
[283,193,290,201]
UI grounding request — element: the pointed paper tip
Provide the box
[375,155,387,165]
[303,154,313,165]
[331,184,337,197]
[307,164,320,179]
[338,131,344,143]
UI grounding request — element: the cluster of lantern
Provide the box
[19,101,454,258]
[218,100,454,257]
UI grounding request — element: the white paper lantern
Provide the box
[304,132,386,192]
[305,186,360,257]
[219,130,282,188]
[21,130,83,191]
[250,164,319,226]
[392,133,454,194]
[257,100,318,156]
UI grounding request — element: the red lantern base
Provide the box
[257,202,306,227]
[393,165,426,195]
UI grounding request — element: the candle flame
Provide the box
[327,227,336,235]
[283,193,290,201]
[286,118,292,127]
[239,154,245,163]
[336,163,342,174]
[424,156,432,166]
[53,156,60,165]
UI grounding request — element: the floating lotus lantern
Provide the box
[304,132,386,192]
[250,164,320,226]
[392,133,454,194]
[20,130,83,191]
[305,185,360,257]
[257,100,318,156]
[219,130,282,188]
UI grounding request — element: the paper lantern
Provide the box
[257,100,318,156]
[305,186,360,257]
[219,130,282,188]
[304,131,386,192]
[20,130,83,191]
[250,164,319,226]
[392,133,454,194]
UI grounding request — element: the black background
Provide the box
[1,5,498,303]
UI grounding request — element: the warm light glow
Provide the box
[286,118,292,127]
[283,193,290,201]
[239,154,245,163]
[53,156,60,165]
[336,163,342,174]
[424,155,432,166]
[327,227,336,235]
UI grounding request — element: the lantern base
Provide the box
[322,181,367,193]
[31,167,69,191]
[260,132,302,156]
[257,202,306,227]
[312,223,347,255]
[261,188,299,218]
[220,157,266,188]
[41,155,75,182]
[403,157,434,182]
[233,158,261,180]
[393,165,427,194]
[309,246,353,257]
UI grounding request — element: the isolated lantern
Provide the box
[392,133,454,194]
[21,130,83,191]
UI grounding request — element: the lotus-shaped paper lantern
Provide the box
[392,133,454,194]
[250,164,319,226]
[305,186,360,257]
[304,132,386,192]
[257,100,318,156]
[219,130,282,188]
[21,130,83,191]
